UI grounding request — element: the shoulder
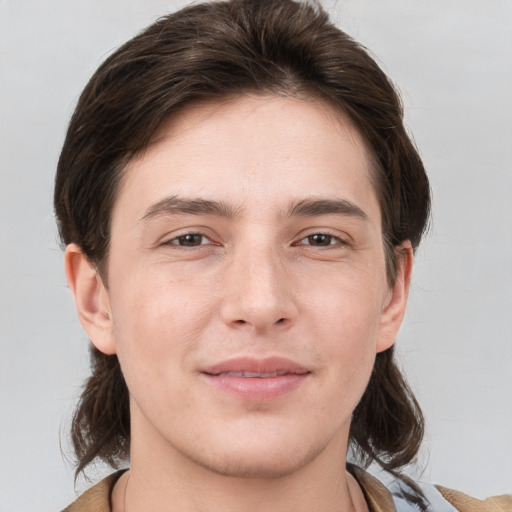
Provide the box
[435,485,512,512]
[389,477,512,512]
[60,471,126,512]
[349,464,512,512]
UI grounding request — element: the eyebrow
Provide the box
[287,198,369,222]
[141,196,238,221]
[141,196,368,223]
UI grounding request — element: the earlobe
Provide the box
[376,242,414,353]
[65,244,117,355]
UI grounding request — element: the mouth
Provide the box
[213,371,297,378]
[201,356,310,400]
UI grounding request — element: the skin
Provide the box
[66,95,412,512]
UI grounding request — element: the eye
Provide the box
[299,233,344,247]
[166,233,211,247]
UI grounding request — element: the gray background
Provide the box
[1,0,511,509]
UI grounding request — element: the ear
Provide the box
[376,241,414,353]
[65,244,117,355]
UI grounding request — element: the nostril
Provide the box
[276,318,286,324]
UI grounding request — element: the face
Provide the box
[73,95,410,479]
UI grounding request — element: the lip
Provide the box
[201,356,310,401]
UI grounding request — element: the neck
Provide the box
[114,419,365,512]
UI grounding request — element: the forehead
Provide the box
[114,94,380,223]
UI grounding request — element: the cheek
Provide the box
[300,261,386,336]
[300,267,385,395]
[107,269,215,387]
[110,259,214,332]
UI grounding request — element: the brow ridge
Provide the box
[142,196,238,221]
[141,195,368,223]
[287,198,369,221]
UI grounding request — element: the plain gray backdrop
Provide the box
[1,0,511,510]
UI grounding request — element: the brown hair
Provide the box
[55,0,430,505]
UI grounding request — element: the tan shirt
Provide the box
[61,467,512,512]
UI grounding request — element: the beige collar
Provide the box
[63,466,398,512]
[349,465,397,512]
[61,471,124,512]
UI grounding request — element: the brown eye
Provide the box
[171,233,207,247]
[305,234,335,246]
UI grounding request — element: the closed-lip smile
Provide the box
[202,356,310,401]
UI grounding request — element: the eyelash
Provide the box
[295,231,349,249]
[163,231,215,248]
[162,230,349,249]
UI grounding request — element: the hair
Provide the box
[55,0,430,507]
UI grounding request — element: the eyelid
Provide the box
[157,227,351,249]
[294,228,352,247]
[160,229,219,248]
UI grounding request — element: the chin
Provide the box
[178,423,332,480]
[189,446,315,480]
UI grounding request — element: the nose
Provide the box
[220,243,299,333]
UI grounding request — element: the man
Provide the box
[55,1,511,510]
